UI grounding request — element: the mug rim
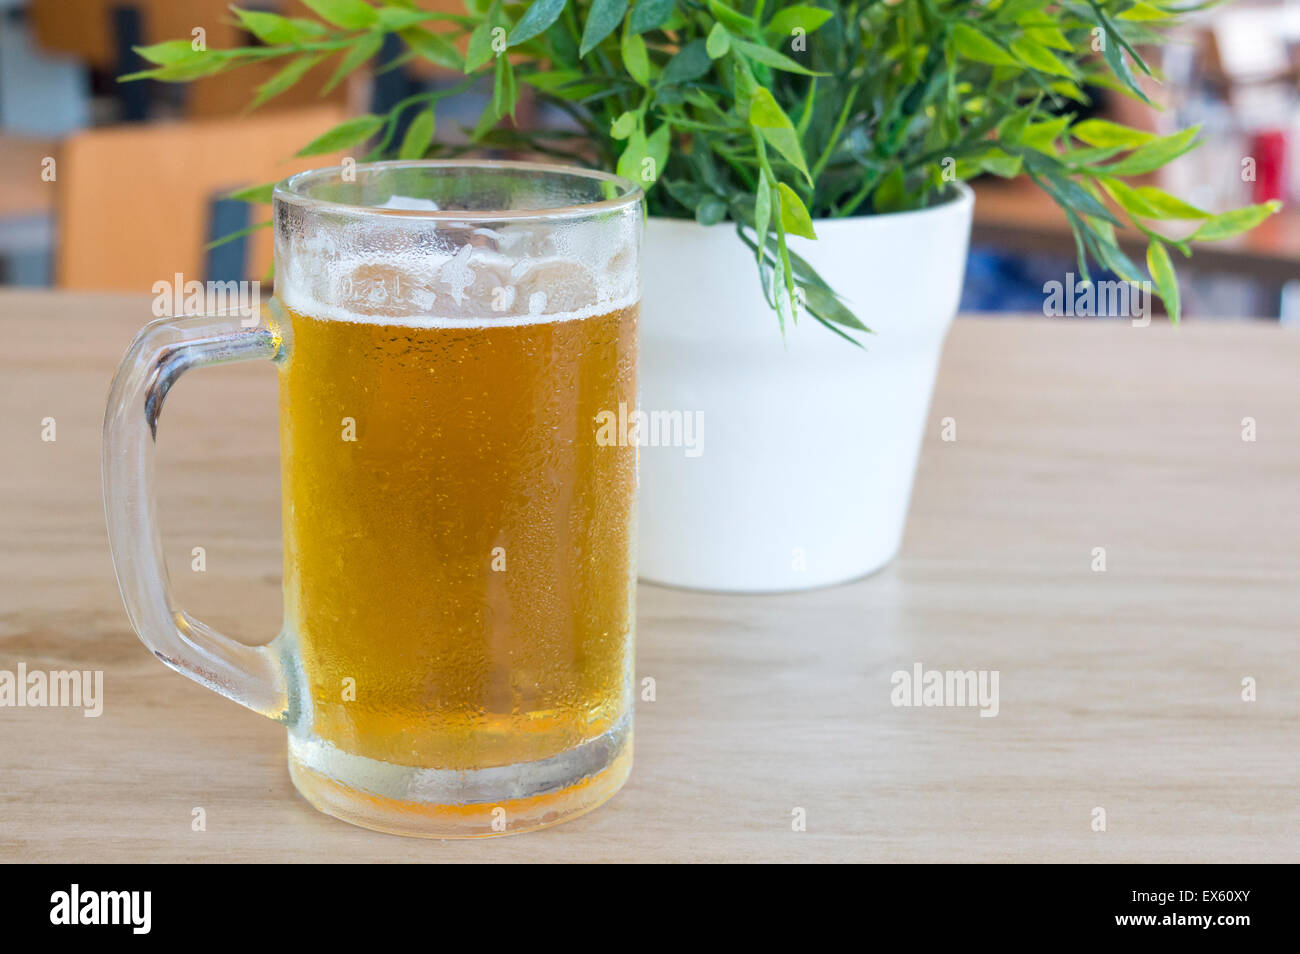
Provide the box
[274,158,644,222]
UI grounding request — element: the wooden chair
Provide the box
[55,105,346,290]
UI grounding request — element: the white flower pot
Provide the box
[638,183,974,592]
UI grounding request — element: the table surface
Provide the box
[1,289,1296,863]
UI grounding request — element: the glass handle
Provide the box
[103,313,288,720]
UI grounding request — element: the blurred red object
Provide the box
[1250,129,1286,203]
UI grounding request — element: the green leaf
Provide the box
[121,56,227,83]
[976,149,1022,178]
[231,8,325,45]
[376,6,438,31]
[465,7,506,73]
[950,24,1019,67]
[1098,126,1201,176]
[1061,144,1126,165]
[803,285,868,341]
[764,5,833,37]
[705,0,753,35]
[1129,186,1209,220]
[1009,36,1073,77]
[1072,118,1155,149]
[296,114,384,156]
[204,219,272,252]
[994,0,1047,21]
[400,26,465,71]
[1020,115,1071,153]
[730,37,821,76]
[610,110,637,139]
[777,183,816,239]
[1061,208,1093,285]
[731,56,756,116]
[873,166,905,213]
[470,97,501,141]
[398,108,436,159]
[1026,153,1121,226]
[509,0,566,46]
[1049,79,1090,104]
[1086,220,1143,284]
[660,39,711,84]
[1090,2,1152,104]
[738,227,871,337]
[227,181,276,204]
[706,22,730,59]
[323,31,383,94]
[1099,178,1158,218]
[622,29,650,85]
[748,87,812,185]
[1103,179,1208,220]
[493,53,517,119]
[644,123,671,188]
[753,180,772,261]
[1189,201,1282,242]
[1120,1,1176,20]
[301,0,378,30]
[663,178,706,208]
[629,0,675,34]
[522,68,580,91]
[465,27,493,73]
[545,12,580,67]
[1088,0,1153,76]
[520,70,603,98]
[1050,177,1121,227]
[995,99,1039,145]
[251,54,324,109]
[695,195,727,225]
[1024,25,1072,51]
[616,125,648,183]
[133,40,205,66]
[580,0,628,56]
[1146,239,1179,323]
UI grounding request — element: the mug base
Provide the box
[286,720,632,839]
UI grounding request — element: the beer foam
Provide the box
[277,227,639,328]
[281,288,639,328]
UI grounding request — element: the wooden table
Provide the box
[1,290,1297,863]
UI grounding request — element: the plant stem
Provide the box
[809,86,858,185]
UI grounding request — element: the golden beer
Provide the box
[104,160,642,837]
[277,302,638,772]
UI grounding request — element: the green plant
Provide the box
[128,0,1281,338]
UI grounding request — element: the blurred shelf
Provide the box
[0,135,56,218]
[0,136,56,258]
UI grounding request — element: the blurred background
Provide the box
[0,0,1296,319]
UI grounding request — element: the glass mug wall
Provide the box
[103,161,643,837]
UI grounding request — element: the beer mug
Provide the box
[103,161,643,837]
